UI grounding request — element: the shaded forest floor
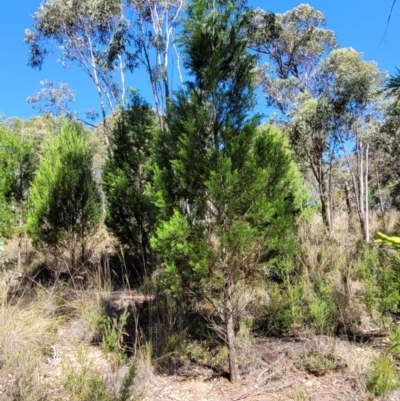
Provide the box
[0,289,398,401]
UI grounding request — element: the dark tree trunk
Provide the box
[224,277,239,383]
[311,149,331,232]
[319,176,331,231]
[345,183,354,231]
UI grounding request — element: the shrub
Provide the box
[64,347,114,401]
[368,354,400,397]
[309,298,334,335]
[97,308,129,360]
[27,122,101,269]
[262,282,304,335]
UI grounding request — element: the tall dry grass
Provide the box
[0,291,60,400]
[296,209,400,332]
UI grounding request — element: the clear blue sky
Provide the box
[0,0,399,120]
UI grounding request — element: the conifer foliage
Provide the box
[103,93,157,273]
[27,123,101,263]
[151,0,304,382]
[0,126,20,240]
[0,123,38,241]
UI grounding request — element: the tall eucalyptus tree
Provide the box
[248,4,384,237]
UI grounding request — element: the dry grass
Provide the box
[370,209,400,236]
[0,286,143,401]
[0,227,122,400]
[0,296,59,360]
[0,292,60,400]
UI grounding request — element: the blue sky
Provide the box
[0,0,399,121]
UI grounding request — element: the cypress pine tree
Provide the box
[0,125,17,241]
[151,0,305,382]
[0,122,38,268]
[27,122,101,269]
[103,92,157,275]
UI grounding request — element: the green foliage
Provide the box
[117,361,139,401]
[261,258,304,335]
[297,349,337,377]
[385,68,400,115]
[103,92,157,268]
[292,390,308,401]
[262,281,304,335]
[151,6,306,382]
[356,246,380,314]
[150,209,210,295]
[152,123,307,298]
[368,354,400,397]
[373,233,400,315]
[309,298,334,335]
[0,128,15,240]
[303,274,337,334]
[0,122,38,240]
[96,308,129,358]
[151,1,301,382]
[388,325,400,360]
[27,122,101,252]
[358,243,400,317]
[376,257,400,315]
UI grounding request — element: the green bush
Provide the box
[297,350,337,377]
[356,246,380,315]
[389,325,400,360]
[27,122,101,260]
[368,354,400,397]
[97,308,129,358]
[358,245,400,318]
[309,298,334,334]
[262,282,304,335]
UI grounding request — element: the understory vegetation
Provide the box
[2,0,400,399]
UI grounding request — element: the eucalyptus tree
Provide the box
[292,48,383,238]
[248,4,384,237]
[324,50,384,241]
[25,0,134,148]
[26,0,186,136]
[247,4,338,116]
[27,80,100,129]
[247,4,337,228]
[127,0,186,120]
[150,0,305,382]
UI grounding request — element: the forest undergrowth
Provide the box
[1,211,400,400]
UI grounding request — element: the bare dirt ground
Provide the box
[136,337,391,401]
[0,290,397,401]
[0,328,396,401]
